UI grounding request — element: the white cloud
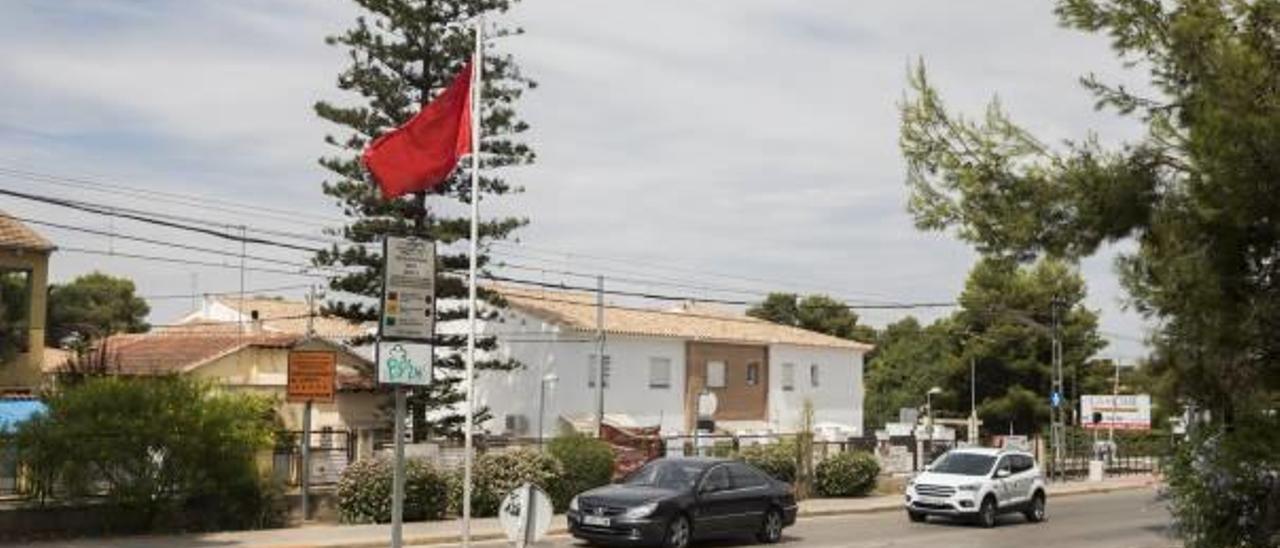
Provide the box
[0,0,1153,358]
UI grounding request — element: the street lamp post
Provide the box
[537,373,559,449]
[926,386,942,464]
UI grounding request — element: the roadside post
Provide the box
[286,343,336,521]
[378,236,437,548]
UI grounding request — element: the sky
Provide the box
[0,0,1151,360]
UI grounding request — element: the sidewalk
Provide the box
[21,475,1157,548]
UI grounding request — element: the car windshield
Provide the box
[929,452,997,476]
[622,460,706,490]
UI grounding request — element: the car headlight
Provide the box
[958,483,981,492]
[569,496,580,511]
[623,502,658,519]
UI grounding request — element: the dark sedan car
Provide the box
[567,457,797,548]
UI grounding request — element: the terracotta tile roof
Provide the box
[0,212,54,252]
[206,296,370,339]
[99,332,300,376]
[82,332,374,390]
[496,285,873,351]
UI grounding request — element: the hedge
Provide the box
[452,448,565,518]
[739,440,798,483]
[336,457,450,523]
[548,434,615,511]
[814,451,879,497]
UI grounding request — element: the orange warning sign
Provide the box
[287,350,336,403]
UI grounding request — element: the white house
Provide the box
[474,286,872,439]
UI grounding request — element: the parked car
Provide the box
[567,457,797,547]
[904,447,1046,528]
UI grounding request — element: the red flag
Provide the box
[363,62,473,199]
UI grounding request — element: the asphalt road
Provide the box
[438,488,1175,548]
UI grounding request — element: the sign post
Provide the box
[287,348,336,522]
[379,236,436,548]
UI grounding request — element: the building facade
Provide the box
[473,287,871,440]
[0,214,54,395]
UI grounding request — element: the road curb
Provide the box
[274,481,1159,547]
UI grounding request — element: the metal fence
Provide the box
[272,429,355,487]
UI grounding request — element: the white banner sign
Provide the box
[377,341,433,386]
[382,236,436,341]
[1081,394,1152,430]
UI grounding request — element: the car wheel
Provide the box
[756,508,783,543]
[663,515,691,548]
[976,496,998,528]
[907,510,927,523]
[1024,492,1046,523]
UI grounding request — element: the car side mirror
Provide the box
[995,468,1011,479]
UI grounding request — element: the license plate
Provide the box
[583,515,611,527]
[918,496,947,505]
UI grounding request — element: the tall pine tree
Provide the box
[313,0,534,440]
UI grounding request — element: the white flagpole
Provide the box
[462,15,482,548]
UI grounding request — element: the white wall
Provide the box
[473,309,689,437]
[767,345,865,437]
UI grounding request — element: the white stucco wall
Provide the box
[767,344,865,437]
[473,309,689,436]
[472,309,867,439]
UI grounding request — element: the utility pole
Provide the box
[969,355,978,443]
[301,285,316,521]
[1050,295,1066,482]
[1110,359,1121,446]
[594,275,606,437]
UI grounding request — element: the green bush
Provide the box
[13,376,280,532]
[336,456,449,523]
[1165,418,1280,547]
[453,448,565,517]
[740,440,798,483]
[548,434,615,510]
[814,451,879,497]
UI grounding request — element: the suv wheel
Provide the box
[907,510,927,523]
[976,496,998,528]
[1024,492,1046,523]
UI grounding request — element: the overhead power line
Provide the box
[3,213,349,274]
[59,247,329,279]
[140,283,315,300]
[0,165,343,227]
[483,274,957,311]
[0,186,331,251]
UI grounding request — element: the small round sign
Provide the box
[698,391,719,418]
[499,483,552,547]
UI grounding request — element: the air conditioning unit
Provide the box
[505,414,530,435]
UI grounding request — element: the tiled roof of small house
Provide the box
[496,285,873,351]
[70,332,374,390]
[0,212,54,252]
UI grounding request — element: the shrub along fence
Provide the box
[0,377,287,541]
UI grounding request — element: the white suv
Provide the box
[904,447,1046,528]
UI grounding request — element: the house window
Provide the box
[781,363,795,391]
[0,270,32,354]
[587,355,611,388]
[649,357,671,389]
[746,362,760,386]
[810,364,820,388]
[706,360,726,388]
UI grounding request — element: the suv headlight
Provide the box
[569,496,580,511]
[958,483,981,492]
[623,502,658,519]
